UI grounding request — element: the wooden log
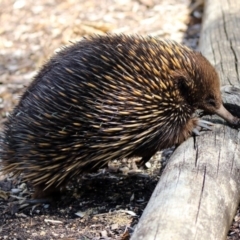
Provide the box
[131,0,240,239]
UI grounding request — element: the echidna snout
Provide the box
[214,104,240,126]
[1,34,240,198]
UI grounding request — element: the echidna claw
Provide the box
[192,128,200,136]
[192,119,214,136]
[197,119,214,130]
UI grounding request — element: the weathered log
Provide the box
[131,0,240,239]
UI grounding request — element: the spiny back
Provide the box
[1,35,216,193]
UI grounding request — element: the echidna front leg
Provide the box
[178,118,214,146]
[192,119,214,136]
[137,119,214,168]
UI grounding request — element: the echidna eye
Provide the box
[206,96,216,107]
[177,77,189,95]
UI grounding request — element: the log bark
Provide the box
[131,0,240,239]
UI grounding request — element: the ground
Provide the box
[1,0,239,239]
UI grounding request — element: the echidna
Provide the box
[1,35,239,198]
